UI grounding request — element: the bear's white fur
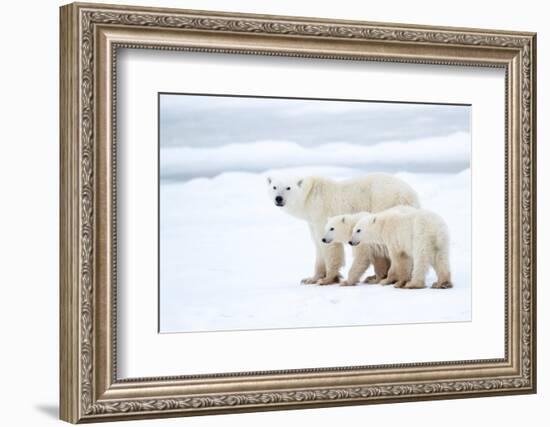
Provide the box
[267,174,420,285]
[323,205,417,286]
[350,206,452,289]
[322,213,390,286]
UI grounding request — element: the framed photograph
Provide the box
[60,2,537,423]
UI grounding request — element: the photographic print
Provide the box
[159,94,471,333]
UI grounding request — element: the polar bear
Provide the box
[322,205,417,286]
[321,213,390,286]
[350,206,452,289]
[267,174,420,285]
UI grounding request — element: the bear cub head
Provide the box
[349,214,378,246]
[322,215,355,245]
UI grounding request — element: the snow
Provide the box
[159,167,471,333]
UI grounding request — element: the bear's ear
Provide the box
[267,176,272,185]
[297,179,303,188]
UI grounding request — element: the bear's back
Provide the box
[344,174,420,212]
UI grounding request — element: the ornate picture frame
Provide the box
[60,2,536,423]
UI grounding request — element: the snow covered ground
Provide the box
[159,166,471,333]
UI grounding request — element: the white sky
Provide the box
[160,93,470,147]
[159,93,471,179]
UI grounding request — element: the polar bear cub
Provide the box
[322,213,390,286]
[350,206,452,289]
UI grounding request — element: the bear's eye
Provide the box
[330,227,334,231]
[286,187,291,191]
[273,186,277,190]
[356,229,362,233]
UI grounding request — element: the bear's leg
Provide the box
[342,246,370,286]
[379,248,399,285]
[301,246,326,284]
[357,246,377,284]
[317,242,344,285]
[404,244,428,289]
[367,256,391,283]
[431,247,453,289]
[379,271,397,285]
[301,228,327,284]
[394,252,413,288]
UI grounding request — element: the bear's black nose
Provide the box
[275,196,283,203]
[348,241,353,245]
[322,238,327,243]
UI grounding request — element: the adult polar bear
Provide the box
[267,174,420,285]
